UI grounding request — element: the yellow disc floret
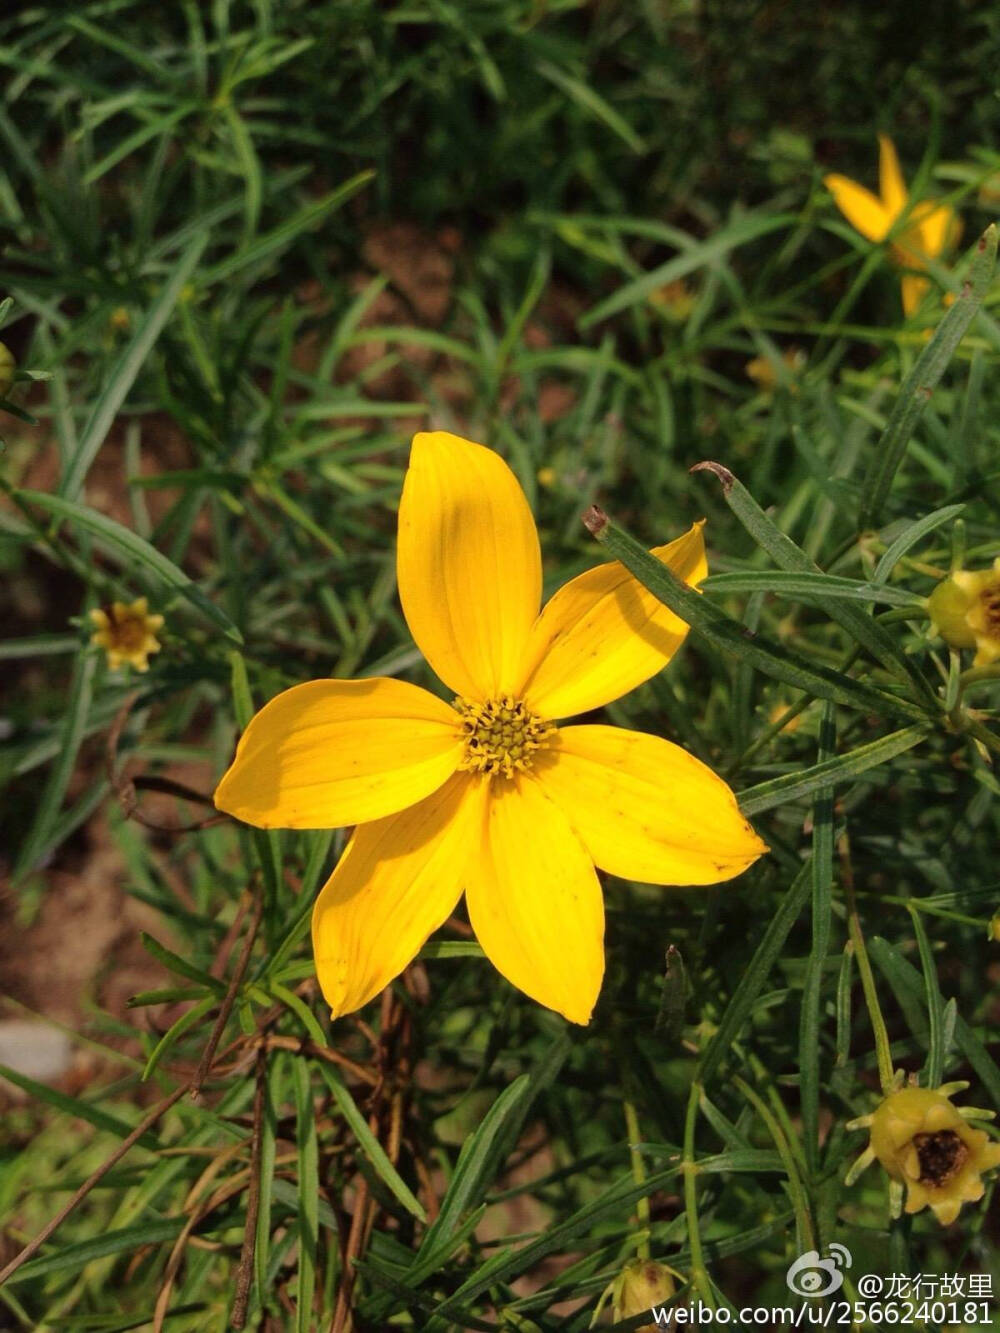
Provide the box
[454,695,554,779]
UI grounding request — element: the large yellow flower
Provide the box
[215,432,766,1024]
[824,134,961,316]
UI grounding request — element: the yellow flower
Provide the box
[89,597,164,671]
[927,557,1000,666]
[824,134,961,316]
[848,1084,1000,1225]
[0,342,15,398]
[215,432,767,1024]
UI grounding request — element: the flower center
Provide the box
[108,607,149,651]
[978,584,1000,638]
[454,696,553,778]
[914,1130,968,1186]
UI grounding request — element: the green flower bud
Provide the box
[613,1259,678,1330]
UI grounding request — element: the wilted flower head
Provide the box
[89,597,164,672]
[927,558,1000,666]
[848,1083,1000,1225]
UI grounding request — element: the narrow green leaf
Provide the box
[0,1064,156,1148]
[535,61,644,154]
[8,1218,184,1282]
[693,463,934,700]
[871,504,965,585]
[140,933,225,993]
[13,646,95,882]
[703,571,921,607]
[908,907,946,1087]
[293,1060,318,1333]
[202,173,375,284]
[738,725,930,815]
[698,861,813,1086]
[59,232,207,500]
[314,1064,426,1222]
[580,212,795,327]
[17,490,242,641]
[868,936,1000,1105]
[859,223,998,528]
[587,510,928,721]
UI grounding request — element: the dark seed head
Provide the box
[914,1130,968,1186]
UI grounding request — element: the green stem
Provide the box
[682,1081,715,1310]
[840,834,895,1095]
[623,1098,651,1261]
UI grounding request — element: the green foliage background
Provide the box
[2,2,1000,1329]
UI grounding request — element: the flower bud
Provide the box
[928,560,1000,666]
[613,1259,677,1331]
[0,342,15,399]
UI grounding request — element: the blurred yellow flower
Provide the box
[215,431,766,1024]
[746,346,806,393]
[650,278,696,322]
[89,597,164,672]
[848,1084,1000,1225]
[824,135,961,316]
[927,558,1000,666]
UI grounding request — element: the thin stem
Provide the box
[840,833,895,1094]
[622,1098,651,1261]
[682,1081,714,1310]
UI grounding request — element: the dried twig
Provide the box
[191,891,264,1098]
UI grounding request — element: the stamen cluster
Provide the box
[454,695,553,778]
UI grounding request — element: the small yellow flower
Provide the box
[612,1259,679,1331]
[927,557,1000,666]
[988,911,1000,942]
[89,597,164,671]
[848,1084,1000,1225]
[536,465,558,488]
[215,432,767,1024]
[0,342,16,398]
[746,346,806,393]
[824,135,961,316]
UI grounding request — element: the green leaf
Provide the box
[579,212,795,327]
[17,490,242,642]
[202,173,375,284]
[859,223,998,528]
[59,232,207,501]
[588,511,929,721]
[293,1060,318,1333]
[314,1063,426,1223]
[8,1218,184,1282]
[703,571,921,607]
[535,61,644,154]
[0,1064,157,1149]
[698,861,813,1086]
[868,937,1000,1104]
[738,724,930,815]
[693,463,935,700]
[13,645,95,882]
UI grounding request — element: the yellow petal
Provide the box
[517,522,707,720]
[214,677,463,829]
[824,174,892,242]
[917,201,959,258]
[397,431,542,700]
[465,773,603,1024]
[312,774,481,1018]
[878,134,908,218]
[901,273,928,316]
[536,725,767,884]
